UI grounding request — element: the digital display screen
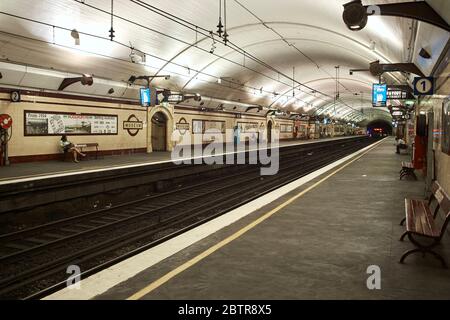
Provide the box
[140,88,151,107]
[372,84,387,107]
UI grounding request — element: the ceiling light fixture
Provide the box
[129,46,146,64]
[222,0,229,45]
[109,0,115,41]
[216,0,224,38]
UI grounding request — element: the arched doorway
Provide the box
[267,121,273,143]
[151,112,167,151]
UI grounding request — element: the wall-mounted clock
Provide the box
[10,91,21,102]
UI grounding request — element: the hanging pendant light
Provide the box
[223,0,229,45]
[216,0,224,37]
[109,0,115,41]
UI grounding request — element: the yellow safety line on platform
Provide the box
[126,138,386,300]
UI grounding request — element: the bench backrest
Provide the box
[430,181,447,213]
[435,182,450,240]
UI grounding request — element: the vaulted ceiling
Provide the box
[0,0,449,123]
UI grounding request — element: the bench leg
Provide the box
[400,248,422,263]
[400,170,417,181]
[399,231,408,241]
[400,217,406,226]
[427,250,448,269]
[400,234,447,268]
[400,248,448,268]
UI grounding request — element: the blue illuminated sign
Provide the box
[372,84,387,107]
[140,88,151,107]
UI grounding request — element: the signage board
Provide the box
[140,88,151,107]
[25,111,118,136]
[386,86,415,100]
[413,77,435,96]
[372,84,387,107]
[123,114,143,136]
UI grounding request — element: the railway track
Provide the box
[0,137,377,299]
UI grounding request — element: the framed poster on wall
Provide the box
[280,124,293,133]
[24,111,118,136]
[192,120,203,134]
[442,97,450,155]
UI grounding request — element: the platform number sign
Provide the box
[413,77,435,96]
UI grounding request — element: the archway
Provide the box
[151,112,167,151]
[366,119,393,137]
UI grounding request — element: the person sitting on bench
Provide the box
[60,135,86,163]
[395,137,407,154]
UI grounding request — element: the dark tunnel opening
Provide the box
[366,119,393,137]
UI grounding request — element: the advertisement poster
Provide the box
[442,98,450,155]
[25,111,118,136]
[237,122,259,133]
[280,124,293,133]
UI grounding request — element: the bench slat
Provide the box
[402,161,414,169]
[405,199,439,238]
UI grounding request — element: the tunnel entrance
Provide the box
[151,112,167,152]
[366,119,393,137]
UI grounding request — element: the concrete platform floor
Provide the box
[0,136,354,182]
[89,138,450,300]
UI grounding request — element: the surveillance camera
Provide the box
[108,88,115,94]
[0,72,2,79]
[164,75,170,80]
[349,71,353,76]
[194,94,202,102]
[128,76,137,84]
[81,75,93,86]
[343,0,368,31]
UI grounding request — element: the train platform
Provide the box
[0,136,356,184]
[44,137,450,300]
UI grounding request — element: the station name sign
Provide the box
[123,114,143,136]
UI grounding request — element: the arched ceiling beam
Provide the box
[269,76,373,108]
[151,21,399,92]
[182,37,377,91]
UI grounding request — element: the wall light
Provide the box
[71,29,80,45]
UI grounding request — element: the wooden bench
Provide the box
[75,143,99,160]
[399,181,450,268]
[399,161,417,180]
[397,143,408,154]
